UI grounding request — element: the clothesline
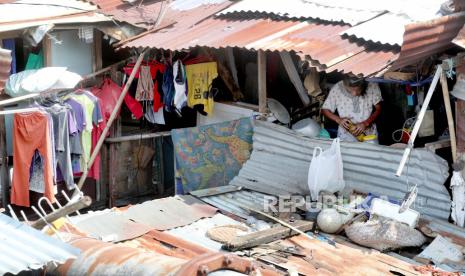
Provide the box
[366,76,433,87]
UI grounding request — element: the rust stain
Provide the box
[392,12,465,70]
[282,235,420,276]
[122,16,397,77]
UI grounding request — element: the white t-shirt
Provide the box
[322,81,382,142]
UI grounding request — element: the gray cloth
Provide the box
[30,105,75,191]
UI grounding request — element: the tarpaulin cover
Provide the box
[171,117,253,194]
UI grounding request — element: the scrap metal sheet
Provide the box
[0,213,79,275]
[229,120,451,220]
[73,211,153,242]
[124,195,217,230]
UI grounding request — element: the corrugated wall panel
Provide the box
[229,121,451,220]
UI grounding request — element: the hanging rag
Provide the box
[135,65,154,101]
[173,60,187,112]
[451,170,465,227]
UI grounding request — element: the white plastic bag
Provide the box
[308,138,345,200]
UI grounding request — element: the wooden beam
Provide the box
[223,220,314,251]
[42,36,52,67]
[105,131,171,143]
[257,50,267,114]
[440,70,457,163]
[279,51,310,106]
[30,195,92,230]
[92,29,103,74]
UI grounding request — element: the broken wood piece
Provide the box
[223,220,313,251]
[237,204,314,242]
[31,196,92,230]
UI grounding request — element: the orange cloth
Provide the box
[11,112,55,207]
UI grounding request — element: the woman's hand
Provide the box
[353,123,367,136]
[337,117,352,130]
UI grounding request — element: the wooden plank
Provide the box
[257,50,267,114]
[105,131,171,143]
[42,36,52,67]
[92,29,103,74]
[279,51,310,106]
[224,220,314,251]
[440,71,457,162]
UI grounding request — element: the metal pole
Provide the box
[74,50,147,194]
[396,66,442,176]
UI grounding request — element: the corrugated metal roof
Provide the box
[453,24,465,48]
[55,234,188,275]
[218,0,382,26]
[168,213,246,251]
[0,48,11,93]
[0,0,109,33]
[228,120,451,220]
[68,196,217,238]
[93,0,232,29]
[0,213,79,275]
[391,11,465,70]
[0,0,96,24]
[123,16,398,77]
[199,189,275,219]
[341,12,411,46]
[71,210,153,242]
[0,13,109,33]
[275,235,420,275]
[84,0,124,11]
[123,195,218,230]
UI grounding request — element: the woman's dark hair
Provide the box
[343,76,367,95]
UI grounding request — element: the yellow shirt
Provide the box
[186,62,218,115]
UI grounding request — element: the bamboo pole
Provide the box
[74,50,147,194]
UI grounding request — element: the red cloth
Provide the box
[93,78,143,120]
[123,61,165,79]
[88,107,106,180]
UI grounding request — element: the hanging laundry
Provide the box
[162,65,175,112]
[145,101,165,125]
[173,60,187,112]
[29,104,75,191]
[135,65,154,101]
[123,61,165,79]
[186,62,218,115]
[65,98,85,173]
[11,112,55,207]
[25,51,44,70]
[67,91,102,170]
[94,78,144,120]
[2,39,16,74]
[88,100,106,181]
